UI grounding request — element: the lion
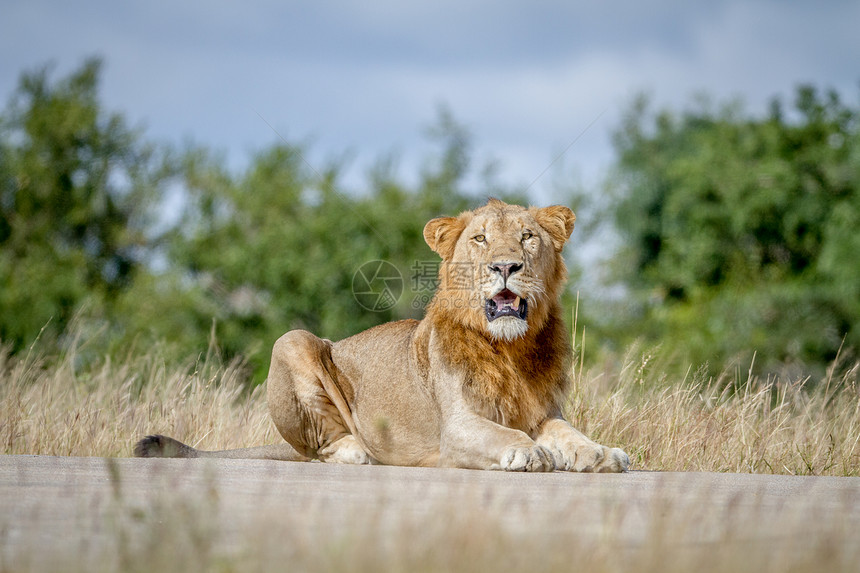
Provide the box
[135,199,630,472]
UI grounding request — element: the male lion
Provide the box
[136,199,629,472]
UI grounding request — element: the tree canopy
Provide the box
[2,59,857,381]
[0,60,525,380]
[603,87,860,374]
[0,59,170,350]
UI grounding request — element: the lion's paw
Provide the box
[500,445,554,472]
[552,442,602,472]
[546,442,629,473]
[596,447,630,473]
[318,435,374,465]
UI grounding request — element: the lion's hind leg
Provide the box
[318,435,374,465]
[267,330,374,465]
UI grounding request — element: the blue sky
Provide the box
[2,1,858,204]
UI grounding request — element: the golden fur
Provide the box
[136,199,629,473]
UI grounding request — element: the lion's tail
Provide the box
[133,434,309,461]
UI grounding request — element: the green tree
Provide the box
[121,108,524,381]
[601,86,860,375]
[0,58,535,382]
[0,59,169,351]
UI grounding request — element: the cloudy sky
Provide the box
[2,1,858,203]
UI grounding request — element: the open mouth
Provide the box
[485,288,528,322]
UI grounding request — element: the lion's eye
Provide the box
[473,234,486,243]
[521,231,534,241]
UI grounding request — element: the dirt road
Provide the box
[2,455,859,571]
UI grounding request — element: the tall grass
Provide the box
[567,340,860,476]
[1,331,859,474]
[1,337,279,458]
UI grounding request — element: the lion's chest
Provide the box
[462,363,558,433]
[426,312,568,435]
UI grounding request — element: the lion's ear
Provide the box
[533,205,576,251]
[423,215,467,260]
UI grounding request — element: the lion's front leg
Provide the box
[534,418,629,473]
[439,415,554,472]
[430,356,554,472]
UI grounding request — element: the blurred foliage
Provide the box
[598,86,860,376]
[0,60,527,381]
[0,58,172,351]
[128,105,529,380]
[126,142,505,380]
[4,58,857,383]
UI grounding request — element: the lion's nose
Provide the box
[489,262,523,281]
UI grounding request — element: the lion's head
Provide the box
[423,199,575,342]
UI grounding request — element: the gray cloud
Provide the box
[2,1,857,200]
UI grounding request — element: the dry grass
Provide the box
[567,342,860,476]
[1,339,280,458]
[3,333,859,475]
